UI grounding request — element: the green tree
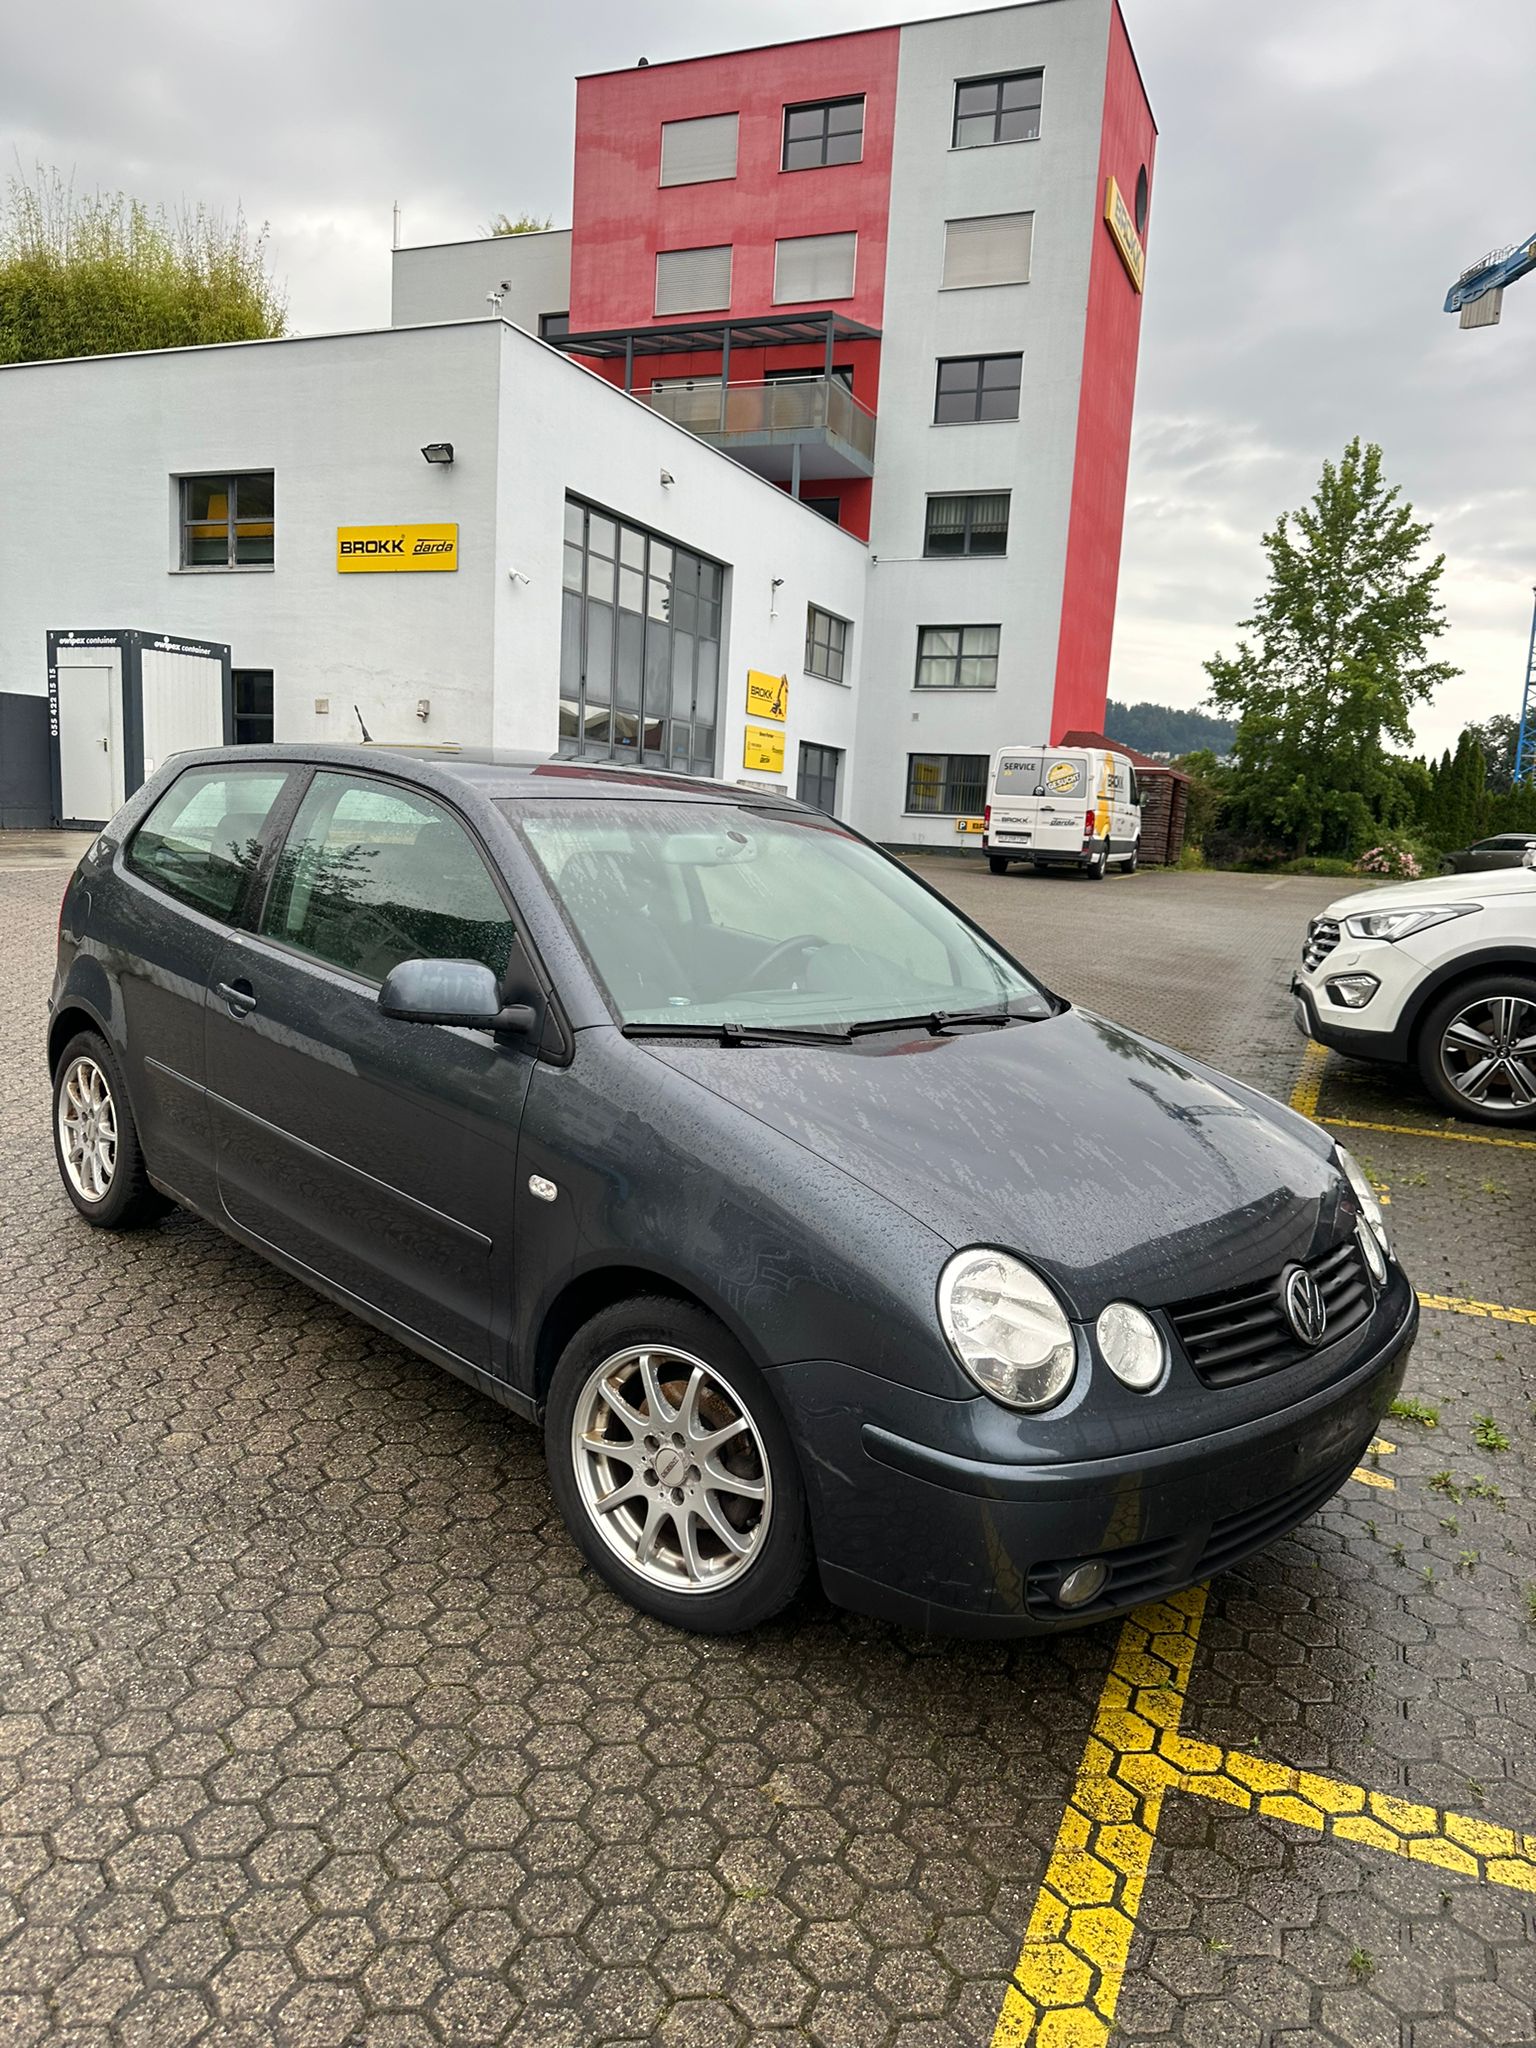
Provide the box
[1466,712,1520,793]
[485,212,552,236]
[0,167,284,364]
[1204,439,1459,858]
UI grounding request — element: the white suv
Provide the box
[1291,852,1536,1124]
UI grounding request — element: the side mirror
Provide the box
[378,958,536,1034]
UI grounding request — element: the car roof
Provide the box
[168,742,805,808]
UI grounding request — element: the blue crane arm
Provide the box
[1445,234,1536,313]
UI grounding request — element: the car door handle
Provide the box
[217,980,258,1018]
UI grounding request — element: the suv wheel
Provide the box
[545,1297,812,1633]
[52,1031,170,1228]
[1417,975,1536,1125]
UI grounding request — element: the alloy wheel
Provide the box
[57,1055,118,1202]
[1439,993,1536,1112]
[570,1345,772,1593]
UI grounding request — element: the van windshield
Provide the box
[506,799,1052,1031]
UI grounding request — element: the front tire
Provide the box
[52,1031,169,1229]
[1123,841,1140,874]
[1416,975,1536,1126]
[545,1296,812,1633]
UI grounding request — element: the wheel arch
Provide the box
[48,1000,112,1076]
[1400,945,1536,1058]
[530,1263,754,1412]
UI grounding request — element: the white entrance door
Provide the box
[58,667,117,825]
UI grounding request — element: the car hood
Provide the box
[641,1007,1345,1319]
[1325,868,1536,920]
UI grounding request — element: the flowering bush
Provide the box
[1356,842,1422,880]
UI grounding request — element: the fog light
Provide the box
[1326,974,1379,1009]
[1055,1560,1108,1609]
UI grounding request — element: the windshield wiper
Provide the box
[621,1020,855,1046]
[845,1006,1021,1037]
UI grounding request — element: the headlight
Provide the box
[1341,905,1477,942]
[937,1249,1077,1411]
[1335,1144,1389,1256]
[1096,1301,1165,1391]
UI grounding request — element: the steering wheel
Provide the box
[739,933,826,993]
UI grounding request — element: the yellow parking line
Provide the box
[1350,1467,1395,1490]
[1290,1040,1330,1119]
[1418,1291,1536,1328]
[993,1587,1536,2046]
[1323,1115,1536,1153]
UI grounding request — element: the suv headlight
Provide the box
[1335,1144,1389,1256]
[1341,905,1477,942]
[937,1249,1077,1411]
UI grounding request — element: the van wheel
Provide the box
[1416,975,1536,1126]
[52,1031,170,1229]
[1123,842,1140,874]
[987,855,1010,876]
[1086,840,1108,880]
[545,1296,812,1633]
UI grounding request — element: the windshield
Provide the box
[506,800,1052,1030]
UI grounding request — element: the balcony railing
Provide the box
[637,374,876,475]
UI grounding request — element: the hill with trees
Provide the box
[1104,700,1235,758]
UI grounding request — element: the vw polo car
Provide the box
[49,745,1417,1635]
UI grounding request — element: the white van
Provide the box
[982,745,1143,879]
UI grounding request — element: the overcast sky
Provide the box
[6,0,1533,755]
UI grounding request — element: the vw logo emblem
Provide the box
[1281,1265,1328,1347]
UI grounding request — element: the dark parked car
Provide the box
[49,745,1417,1635]
[1441,832,1536,875]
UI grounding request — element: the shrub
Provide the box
[1356,841,1423,879]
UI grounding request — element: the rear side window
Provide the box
[262,772,516,985]
[126,765,288,921]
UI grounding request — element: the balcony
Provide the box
[638,375,875,482]
[549,309,880,490]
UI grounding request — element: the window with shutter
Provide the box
[773,232,857,305]
[941,213,1033,289]
[659,113,739,187]
[654,245,733,316]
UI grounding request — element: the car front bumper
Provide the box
[772,1290,1416,1637]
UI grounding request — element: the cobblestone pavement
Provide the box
[3,851,1533,2048]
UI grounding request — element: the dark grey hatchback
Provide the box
[49,745,1417,1635]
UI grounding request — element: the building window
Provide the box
[538,311,570,340]
[660,112,740,187]
[560,497,723,775]
[782,96,865,171]
[934,354,1022,424]
[801,496,843,526]
[952,70,1043,148]
[179,473,274,569]
[924,494,1009,557]
[805,604,849,683]
[906,754,989,815]
[231,669,274,744]
[941,212,1033,289]
[773,232,857,305]
[797,743,842,815]
[654,244,732,317]
[1135,164,1150,235]
[915,625,1000,690]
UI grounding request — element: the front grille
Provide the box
[1197,1452,1357,1579]
[1302,917,1341,970]
[1168,1237,1373,1388]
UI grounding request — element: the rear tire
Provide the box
[545,1296,813,1633]
[987,855,1010,876]
[1085,839,1108,880]
[1415,974,1536,1126]
[52,1031,170,1229]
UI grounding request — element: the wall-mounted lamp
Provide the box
[421,442,455,465]
[659,469,675,487]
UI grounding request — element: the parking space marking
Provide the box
[1350,1466,1395,1489]
[1322,1114,1536,1153]
[1418,1290,1536,1328]
[993,1585,1536,2047]
[1289,1039,1331,1119]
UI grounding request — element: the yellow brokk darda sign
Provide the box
[337,524,459,573]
